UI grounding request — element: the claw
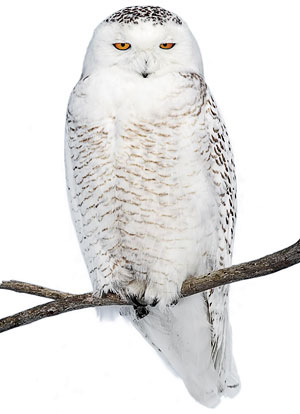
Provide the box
[128,294,147,307]
[134,305,149,319]
[150,298,159,307]
[169,299,178,307]
[128,294,149,319]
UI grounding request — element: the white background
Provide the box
[0,1,300,413]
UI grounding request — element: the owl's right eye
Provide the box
[113,43,131,50]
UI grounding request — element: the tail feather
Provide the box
[124,293,240,407]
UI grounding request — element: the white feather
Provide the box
[127,294,221,407]
[65,6,240,407]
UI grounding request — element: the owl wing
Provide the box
[64,80,118,294]
[200,79,239,392]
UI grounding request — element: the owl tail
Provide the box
[124,293,240,408]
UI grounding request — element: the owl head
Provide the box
[82,6,203,79]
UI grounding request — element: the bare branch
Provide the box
[0,280,74,300]
[181,238,300,296]
[1,239,299,334]
[0,293,128,333]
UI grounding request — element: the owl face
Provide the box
[82,8,203,80]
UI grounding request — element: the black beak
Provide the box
[142,72,149,78]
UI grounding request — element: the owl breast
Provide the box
[66,71,219,302]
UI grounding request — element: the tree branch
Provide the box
[0,280,75,300]
[1,239,299,334]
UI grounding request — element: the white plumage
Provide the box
[65,6,240,407]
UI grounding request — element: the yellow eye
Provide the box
[113,43,131,50]
[159,43,176,49]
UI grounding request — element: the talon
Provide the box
[128,294,147,307]
[128,294,150,319]
[169,299,178,307]
[134,305,149,319]
[150,298,159,307]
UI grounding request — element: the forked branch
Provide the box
[1,239,300,334]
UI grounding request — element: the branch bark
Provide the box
[1,239,300,334]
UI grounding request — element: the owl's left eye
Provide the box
[160,43,176,49]
[113,43,131,50]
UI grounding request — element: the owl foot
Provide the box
[134,305,149,319]
[128,295,159,319]
[128,294,147,307]
[144,279,180,310]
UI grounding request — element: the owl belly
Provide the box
[68,73,219,303]
[104,114,219,304]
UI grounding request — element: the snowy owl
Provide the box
[65,5,240,407]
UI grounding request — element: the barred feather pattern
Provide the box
[65,70,239,406]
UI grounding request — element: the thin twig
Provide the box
[1,239,299,334]
[0,280,74,299]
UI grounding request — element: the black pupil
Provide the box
[121,43,126,47]
[163,43,168,47]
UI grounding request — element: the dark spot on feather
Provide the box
[104,6,182,26]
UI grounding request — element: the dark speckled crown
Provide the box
[104,5,182,25]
